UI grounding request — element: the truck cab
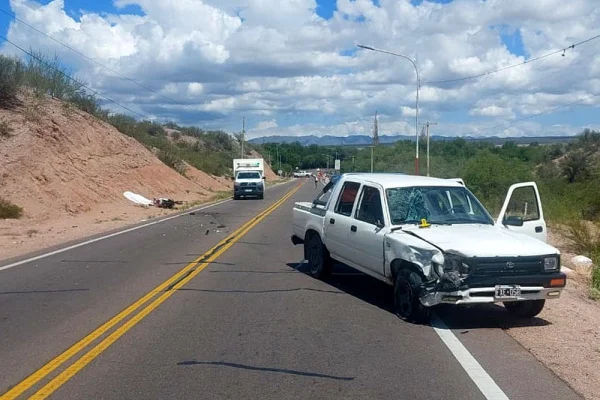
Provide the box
[233,158,265,200]
[292,173,566,322]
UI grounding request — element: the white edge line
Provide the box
[0,180,296,272]
[431,315,510,400]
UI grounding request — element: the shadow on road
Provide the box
[287,262,551,329]
[208,270,297,274]
[0,288,89,295]
[177,287,343,295]
[176,360,355,381]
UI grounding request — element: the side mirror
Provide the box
[262,176,266,180]
[503,215,524,227]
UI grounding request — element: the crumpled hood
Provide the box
[396,224,558,258]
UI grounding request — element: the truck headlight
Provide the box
[544,256,559,271]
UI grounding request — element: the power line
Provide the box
[0,7,184,106]
[0,33,150,120]
[464,92,600,136]
[423,33,600,85]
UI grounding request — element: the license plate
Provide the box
[494,285,521,299]
[245,189,253,192]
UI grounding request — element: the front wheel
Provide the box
[504,300,545,318]
[394,270,430,323]
[305,234,332,279]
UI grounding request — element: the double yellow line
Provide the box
[2,184,302,400]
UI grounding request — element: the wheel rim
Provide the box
[395,280,413,317]
[309,243,322,274]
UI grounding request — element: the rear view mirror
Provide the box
[503,215,524,227]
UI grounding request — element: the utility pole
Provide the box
[240,117,245,159]
[420,121,438,177]
[371,111,379,173]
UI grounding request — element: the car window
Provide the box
[236,172,261,179]
[505,186,540,221]
[387,186,494,225]
[355,186,385,226]
[335,181,360,216]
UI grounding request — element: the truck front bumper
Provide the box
[420,272,566,306]
[234,186,264,197]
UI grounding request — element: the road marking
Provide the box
[0,184,301,400]
[0,180,293,273]
[431,316,510,400]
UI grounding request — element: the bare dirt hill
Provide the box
[0,95,238,260]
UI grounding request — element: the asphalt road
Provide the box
[0,180,582,400]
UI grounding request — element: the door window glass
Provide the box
[505,186,540,221]
[335,182,360,216]
[356,186,385,226]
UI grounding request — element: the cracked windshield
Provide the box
[0,0,599,399]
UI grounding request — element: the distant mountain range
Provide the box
[249,134,576,147]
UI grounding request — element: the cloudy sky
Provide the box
[1,0,599,138]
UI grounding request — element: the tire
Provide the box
[233,194,240,200]
[394,270,431,323]
[305,234,332,279]
[504,300,545,318]
[259,193,264,199]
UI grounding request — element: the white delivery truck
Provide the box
[233,158,265,200]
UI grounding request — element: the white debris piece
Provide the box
[123,191,152,206]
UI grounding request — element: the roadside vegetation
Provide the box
[0,52,251,178]
[0,197,23,219]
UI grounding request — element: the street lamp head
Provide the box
[357,44,376,51]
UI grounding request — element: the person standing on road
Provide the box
[314,174,319,189]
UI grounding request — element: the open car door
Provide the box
[497,182,547,243]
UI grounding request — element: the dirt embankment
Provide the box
[504,228,600,400]
[0,95,275,261]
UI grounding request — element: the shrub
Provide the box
[0,119,13,138]
[563,220,600,256]
[0,198,23,219]
[0,55,24,106]
[171,131,182,141]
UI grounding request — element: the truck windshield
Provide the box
[237,172,261,179]
[386,186,494,226]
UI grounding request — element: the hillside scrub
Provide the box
[257,130,600,223]
[0,198,23,219]
[0,52,248,177]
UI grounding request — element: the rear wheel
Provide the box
[504,300,545,318]
[394,270,430,323]
[305,234,332,279]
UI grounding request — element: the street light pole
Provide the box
[357,44,420,175]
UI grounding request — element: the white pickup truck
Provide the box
[292,173,566,322]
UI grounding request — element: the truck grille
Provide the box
[469,256,543,276]
[240,182,257,187]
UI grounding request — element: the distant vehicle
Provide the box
[293,170,311,178]
[292,173,565,322]
[233,158,265,200]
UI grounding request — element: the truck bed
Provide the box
[292,202,326,241]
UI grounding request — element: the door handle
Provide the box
[350,225,357,232]
[329,218,335,225]
[535,226,543,233]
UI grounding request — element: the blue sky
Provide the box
[0,0,598,138]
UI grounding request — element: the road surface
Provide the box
[0,180,582,399]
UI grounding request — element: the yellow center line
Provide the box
[1,183,302,400]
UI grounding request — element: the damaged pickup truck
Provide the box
[291,173,566,322]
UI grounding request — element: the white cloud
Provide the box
[2,0,599,138]
[255,119,278,130]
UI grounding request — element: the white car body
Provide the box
[292,173,565,309]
